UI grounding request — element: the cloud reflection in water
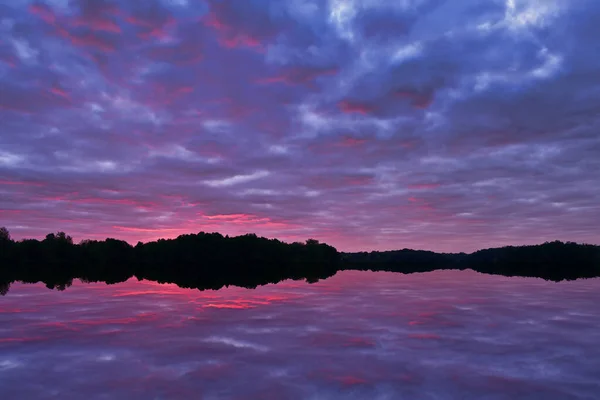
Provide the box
[1,270,599,399]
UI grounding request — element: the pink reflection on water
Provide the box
[1,270,600,399]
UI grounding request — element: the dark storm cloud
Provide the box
[0,0,598,251]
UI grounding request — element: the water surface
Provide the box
[1,270,599,399]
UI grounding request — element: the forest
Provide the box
[1,227,599,295]
[0,228,339,295]
[343,241,600,281]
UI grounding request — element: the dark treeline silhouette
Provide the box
[0,228,339,295]
[342,241,600,281]
[1,226,599,295]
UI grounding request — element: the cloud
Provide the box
[257,65,338,87]
[203,0,285,49]
[204,171,270,188]
[0,0,599,252]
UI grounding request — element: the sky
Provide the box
[0,0,599,252]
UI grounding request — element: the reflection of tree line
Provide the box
[1,226,599,295]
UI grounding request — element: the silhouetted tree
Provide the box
[0,227,11,242]
[0,227,14,282]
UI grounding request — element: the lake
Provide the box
[1,270,599,399]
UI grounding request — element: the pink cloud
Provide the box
[135,81,197,109]
[137,24,175,41]
[28,3,57,24]
[257,67,338,87]
[124,3,174,32]
[65,32,117,52]
[338,100,373,115]
[112,226,183,233]
[394,89,435,109]
[205,213,294,229]
[335,376,369,386]
[305,174,374,189]
[43,194,157,210]
[221,35,262,49]
[407,333,442,340]
[48,85,70,100]
[0,180,44,187]
[408,183,441,190]
[29,2,120,52]
[202,3,278,50]
[0,53,17,68]
[339,136,368,147]
[146,42,203,66]
[205,213,255,221]
[73,17,121,33]
[203,302,254,310]
[0,85,71,114]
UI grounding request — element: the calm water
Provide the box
[1,270,599,400]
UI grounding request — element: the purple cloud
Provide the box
[0,0,599,252]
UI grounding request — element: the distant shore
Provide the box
[342,240,600,281]
[1,227,599,295]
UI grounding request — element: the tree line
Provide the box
[1,227,599,295]
[342,241,600,281]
